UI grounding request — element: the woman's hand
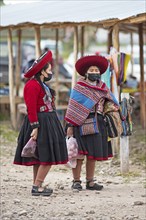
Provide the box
[67,127,73,137]
[30,128,38,140]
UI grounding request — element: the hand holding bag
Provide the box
[66,137,84,168]
[21,137,37,158]
[66,137,78,168]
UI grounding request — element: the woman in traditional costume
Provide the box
[14,50,68,196]
[65,55,119,191]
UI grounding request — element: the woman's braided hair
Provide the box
[34,63,56,97]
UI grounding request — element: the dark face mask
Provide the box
[87,73,101,82]
[44,73,52,82]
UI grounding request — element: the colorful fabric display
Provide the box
[109,47,131,86]
[117,53,131,85]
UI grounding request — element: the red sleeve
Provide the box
[24,80,41,128]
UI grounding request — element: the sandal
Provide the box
[71,180,82,191]
[31,185,53,196]
[86,179,103,191]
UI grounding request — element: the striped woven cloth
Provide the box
[65,78,119,126]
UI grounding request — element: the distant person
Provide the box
[42,47,50,53]
[14,50,68,196]
[126,74,138,89]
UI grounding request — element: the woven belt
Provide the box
[40,106,47,112]
[40,106,54,112]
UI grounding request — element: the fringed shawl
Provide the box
[65,78,119,126]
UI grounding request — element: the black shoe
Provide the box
[31,185,53,196]
[71,180,82,191]
[86,180,103,191]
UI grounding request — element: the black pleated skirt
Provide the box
[14,111,68,166]
[74,113,113,161]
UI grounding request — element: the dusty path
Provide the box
[1,150,146,220]
[0,121,146,220]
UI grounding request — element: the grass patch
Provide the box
[0,113,10,121]
[0,122,18,143]
[135,134,146,143]
[117,171,141,183]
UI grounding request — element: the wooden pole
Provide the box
[112,24,120,158]
[34,27,41,57]
[15,29,22,96]
[81,26,85,57]
[8,29,16,129]
[107,29,113,54]
[112,24,119,52]
[55,28,59,107]
[120,93,129,173]
[130,32,134,75]
[112,24,120,101]
[138,23,145,128]
[72,26,78,89]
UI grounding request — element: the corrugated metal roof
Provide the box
[1,1,145,28]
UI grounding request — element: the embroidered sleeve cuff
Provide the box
[68,123,74,127]
[30,122,40,129]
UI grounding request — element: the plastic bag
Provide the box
[67,137,78,159]
[66,137,78,168]
[21,138,37,158]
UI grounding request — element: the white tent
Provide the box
[1,1,145,29]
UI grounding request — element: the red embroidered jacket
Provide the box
[24,79,55,129]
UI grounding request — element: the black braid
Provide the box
[34,73,46,93]
[34,69,56,97]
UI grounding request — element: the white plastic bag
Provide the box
[67,137,78,159]
[66,137,78,168]
[66,137,84,168]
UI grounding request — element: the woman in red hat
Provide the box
[65,55,120,191]
[13,50,68,196]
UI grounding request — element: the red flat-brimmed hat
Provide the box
[24,50,52,78]
[75,55,108,76]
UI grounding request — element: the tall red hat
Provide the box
[75,55,108,76]
[24,50,52,78]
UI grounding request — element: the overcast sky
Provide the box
[3,0,77,4]
[4,0,41,4]
[4,0,142,4]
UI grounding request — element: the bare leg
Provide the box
[33,164,40,184]
[72,159,84,181]
[86,158,103,190]
[34,165,51,187]
[86,158,96,186]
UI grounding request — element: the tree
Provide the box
[0,0,5,6]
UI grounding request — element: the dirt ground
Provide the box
[0,120,146,220]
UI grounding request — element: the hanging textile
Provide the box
[120,97,133,136]
[118,53,131,85]
[101,65,111,89]
[110,70,119,102]
[109,47,131,86]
